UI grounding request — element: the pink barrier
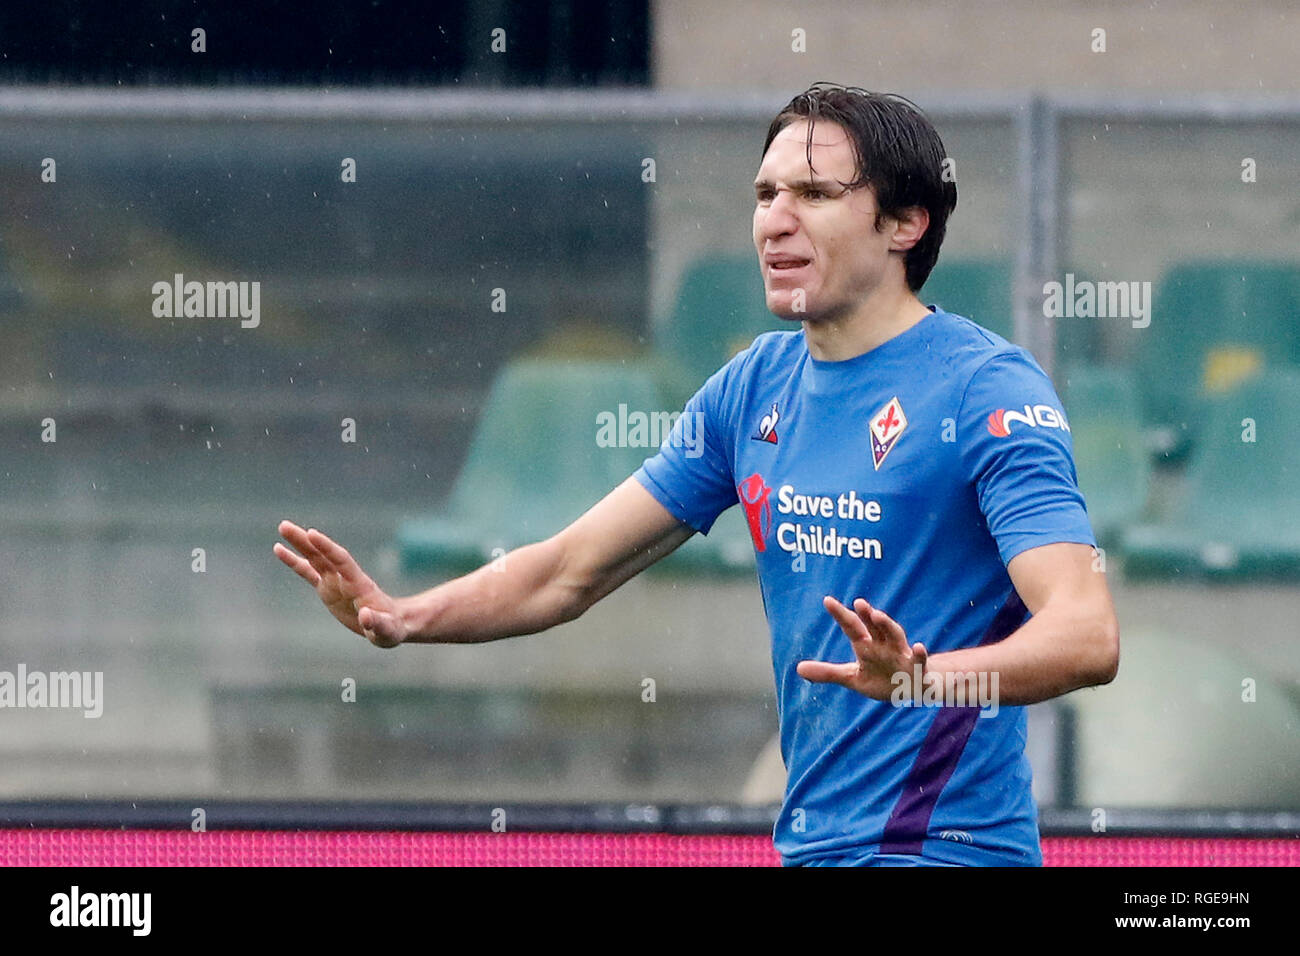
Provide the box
[2,830,1295,866]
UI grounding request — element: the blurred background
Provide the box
[0,1,1297,817]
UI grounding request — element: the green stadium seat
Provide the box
[1122,368,1300,580]
[922,259,1103,363]
[919,258,1014,341]
[1059,364,1151,548]
[398,358,661,575]
[654,254,780,407]
[646,505,756,578]
[397,357,755,578]
[1135,261,1300,454]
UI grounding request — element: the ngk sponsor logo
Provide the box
[986,404,1071,438]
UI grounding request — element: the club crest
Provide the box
[869,396,906,470]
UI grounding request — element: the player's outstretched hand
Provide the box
[274,520,409,648]
[797,596,928,701]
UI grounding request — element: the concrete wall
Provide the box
[653,0,1300,94]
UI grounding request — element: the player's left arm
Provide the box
[797,541,1119,705]
[922,540,1119,705]
[799,349,1120,705]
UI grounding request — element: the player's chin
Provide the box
[763,293,812,321]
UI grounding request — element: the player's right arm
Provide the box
[274,476,695,648]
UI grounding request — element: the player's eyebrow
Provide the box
[753,176,845,193]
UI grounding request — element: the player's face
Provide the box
[752,119,897,322]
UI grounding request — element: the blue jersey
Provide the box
[633,307,1097,866]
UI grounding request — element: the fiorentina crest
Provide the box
[869,396,907,470]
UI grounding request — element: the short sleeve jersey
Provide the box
[633,307,1097,865]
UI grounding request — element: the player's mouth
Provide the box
[766,256,812,276]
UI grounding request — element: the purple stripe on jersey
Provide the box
[878,589,1028,855]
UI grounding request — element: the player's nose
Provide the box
[758,192,800,240]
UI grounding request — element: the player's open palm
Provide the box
[274,520,409,648]
[797,596,927,701]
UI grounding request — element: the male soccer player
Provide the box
[275,83,1119,866]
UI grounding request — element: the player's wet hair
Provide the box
[762,82,958,292]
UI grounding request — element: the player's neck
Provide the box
[801,286,932,362]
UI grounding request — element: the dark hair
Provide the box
[761,82,957,292]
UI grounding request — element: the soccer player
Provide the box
[274,83,1119,867]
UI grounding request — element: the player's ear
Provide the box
[889,206,930,252]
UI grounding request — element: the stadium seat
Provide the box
[1135,261,1300,455]
[922,259,1104,363]
[654,254,780,407]
[397,357,755,578]
[919,258,1014,341]
[647,505,756,578]
[1121,368,1300,580]
[1059,364,1151,548]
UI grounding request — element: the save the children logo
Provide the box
[738,473,774,552]
[738,474,885,560]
